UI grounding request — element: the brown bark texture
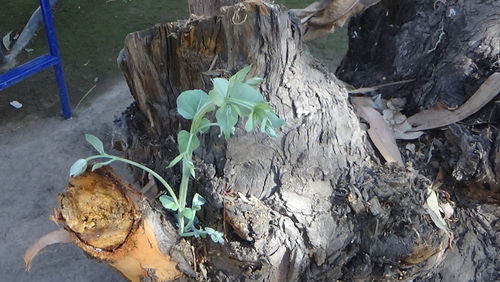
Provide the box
[112,0,500,281]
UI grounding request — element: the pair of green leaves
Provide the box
[159,193,206,213]
[69,134,114,177]
[167,130,201,177]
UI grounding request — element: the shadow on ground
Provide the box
[0,80,131,281]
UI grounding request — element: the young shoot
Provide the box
[69,65,284,244]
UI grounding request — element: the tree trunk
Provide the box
[28,0,498,281]
[113,0,500,280]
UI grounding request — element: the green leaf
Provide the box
[159,195,178,211]
[265,126,277,138]
[177,90,208,120]
[229,65,252,85]
[211,78,229,105]
[216,104,239,139]
[91,159,114,171]
[198,118,212,134]
[245,113,254,132]
[192,193,206,211]
[208,90,225,108]
[260,117,268,133]
[70,159,87,177]
[85,134,105,154]
[245,77,264,87]
[230,82,264,104]
[182,157,196,178]
[265,111,285,128]
[205,227,225,244]
[177,130,200,154]
[182,208,195,220]
[167,154,183,168]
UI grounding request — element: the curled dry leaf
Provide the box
[352,97,403,165]
[423,188,450,233]
[439,202,454,220]
[407,72,500,131]
[291,0,381,41]
[2,31,13,51]
[24,229,72,271]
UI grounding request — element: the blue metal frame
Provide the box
[0,0,72,119]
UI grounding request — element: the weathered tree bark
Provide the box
[336,0,500,280]
[111,0,500,281]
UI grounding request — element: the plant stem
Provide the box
[86,155,179,206]
[177,174,190,233]
[176,101,215,233]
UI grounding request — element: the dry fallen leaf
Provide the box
[352,97,404,165]
[291,0,381,41]
[2,31,13,51]
[423,188,450,233]
[439,202,454,220]
[407,72,500,131]
[24,228,72,271]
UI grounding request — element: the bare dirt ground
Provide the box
[0,79,132,281]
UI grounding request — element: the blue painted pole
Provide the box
[39,0,72,119]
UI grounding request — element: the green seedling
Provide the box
[70,65,284,243]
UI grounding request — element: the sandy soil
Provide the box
[0,79,132,281]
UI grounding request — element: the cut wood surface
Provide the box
[28,166,186,282]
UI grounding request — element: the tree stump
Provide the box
[114,0,498,280]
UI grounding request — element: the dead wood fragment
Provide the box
[27,166,183,282]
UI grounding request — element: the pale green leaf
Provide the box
[198,118,212,134]
[91,159,114,171]
[70,159,87,177]
[182,208,195,220]
[229,65,252,85]
[216,104,239,139]
[177,130,200,154]
[212,78,229,103]
[265,111,285,128]
[244,113,254,132]
[182,157,196,178]
[192,193,206,211]
[245,77,264,87]
[85,134,105,154]
[205,227,225,244]
[177,90,208,120]
[167,154,183,168]
[230,82,264,105]
[159,195,178,211]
